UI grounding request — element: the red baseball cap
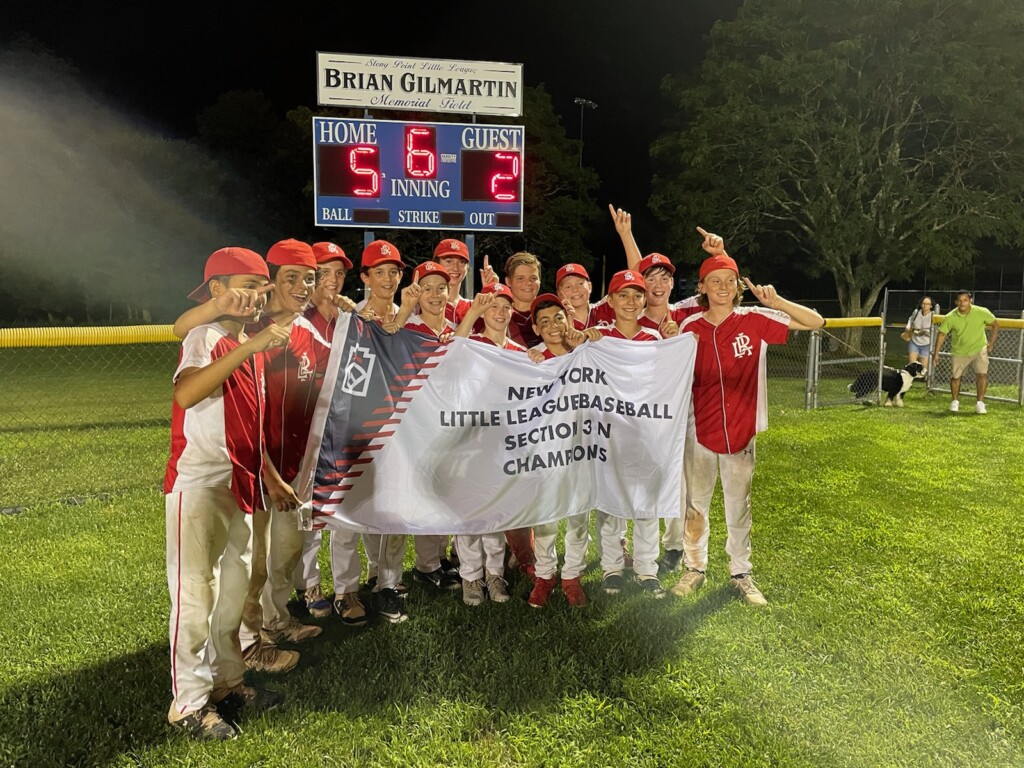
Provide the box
[556,263,590,287]
[312,242,353,270]
[608,270,647,294]
[636,252,676,276]
[530,293,567,320]
[433,238,469,262]
[412,261,451,284]
[266,239,316,269]
[187,247,269,302]
[361,240,404,269]
[699,253,739,280]
[480,283,514,303]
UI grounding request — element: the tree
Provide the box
[651,0,1024,317]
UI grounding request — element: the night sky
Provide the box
[5,0,741,249]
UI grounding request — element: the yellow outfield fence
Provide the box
[0,324,177,349]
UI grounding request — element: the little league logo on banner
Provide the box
[297,315,696,535]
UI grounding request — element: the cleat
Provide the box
[169,705,236,742]
[333,592,368,627]
[659,549,683,573]
[412,568,444,588]
[463,578,486,606]
[298,584,333,618]
[486,574,511,603]
[214,685,283,726]
[242,636,299,674]
[731,573,768,607]
[670,568,706,597]
[376,588,408,623]
[561,576,588,607]
[263,617,322,644]
[528,576,557,608]
[602,572,625,595]
[636,575,666,598]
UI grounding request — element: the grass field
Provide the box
[1,373,1022,767]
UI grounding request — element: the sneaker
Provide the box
[214,685,284,726]
[333,592,368,627]
[636,575,666,598]
[412,567,444,588]
[440,556,460,577]
[365,576,409,597]
[528,576,557,608]
[263,617,322,645]
[561,576,588,607]
[731,573,768,607]
[170,705,236,742]
[659,549,684,573]
[486,573,511,603]
[463,578,486,606]
[976,400,987,414]
[670,568,706,597]
[242,636,299,673]
[298,584,333,619]
[602,572,625,595]
[621,537,633,570]
[950,399,960,413]
[376,588,408,623]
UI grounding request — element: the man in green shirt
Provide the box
[932,291,999,414]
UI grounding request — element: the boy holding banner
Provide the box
[582,270,669,597]
[525,294,591,608]
[452,283,525,605]
[400,262,462,592]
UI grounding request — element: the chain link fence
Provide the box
[881,289,1024,405]
[0,328,177,511]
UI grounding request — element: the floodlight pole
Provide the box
[574,97,598,168]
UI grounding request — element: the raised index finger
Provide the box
[695,226,709,238]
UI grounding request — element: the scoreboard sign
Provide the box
[313,117,525,233]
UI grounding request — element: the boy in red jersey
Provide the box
[524,294,591,608]
[434,238,474,324]
[672,253,823,605]
[399,262,463,591]
[582,269,670,597]
[292,241,357,621]
[164,247,291,741]
[356,240,411,622]
[452,284,525,604]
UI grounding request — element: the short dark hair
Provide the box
[531,300,564,323]
[955,289,972,299]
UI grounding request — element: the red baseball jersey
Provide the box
[303,305,336,343]
[680,307,790,454]
[638,299,702,332]
[164,323,266,513]
[444,296,473,325]
[508,308,542,348]
[573,299,615,330]
[593,323,662,342]
[259,315,331,482]
[405,316,456,339]
[469,333,527,352]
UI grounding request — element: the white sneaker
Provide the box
[949,400,960,413]
[976,401,987,414]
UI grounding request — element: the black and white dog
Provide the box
[848,361,926,407]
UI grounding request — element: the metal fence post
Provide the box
[805,329,820,410]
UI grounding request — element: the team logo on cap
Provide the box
[624,271,636,281]
[380,244,393,256]
[327,244,340,253]
[651,255,665,264]
[566,265,577,273]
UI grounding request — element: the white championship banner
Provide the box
[296,315,695,535]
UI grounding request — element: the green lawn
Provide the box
[1,386,1022,767]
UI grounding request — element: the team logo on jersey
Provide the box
[341,344,376,397]
[732,332,753,358]
[297,352,314,383]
